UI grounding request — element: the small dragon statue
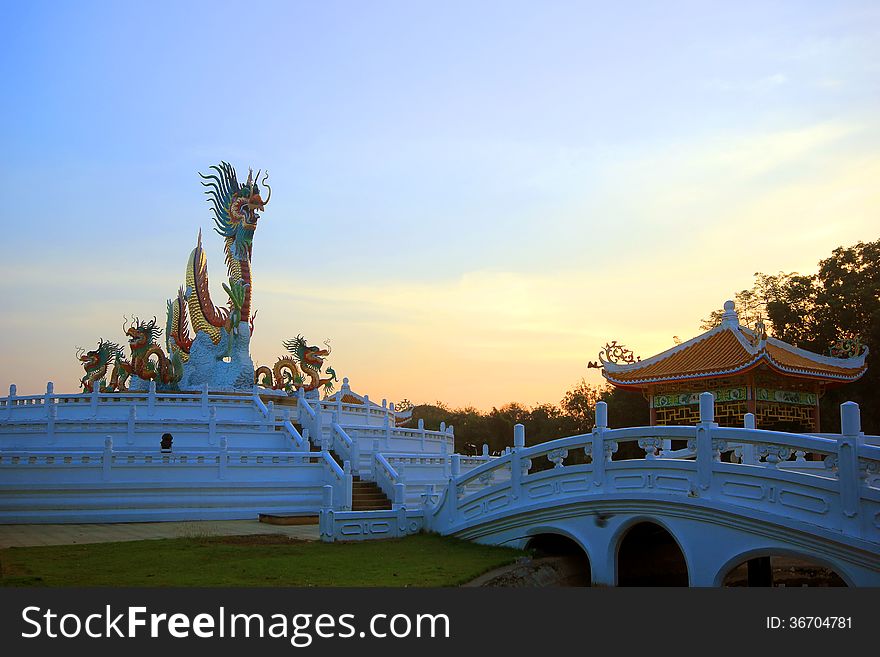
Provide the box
[77,339,129,393]
[255,335,338,395]
[120,317,184,386]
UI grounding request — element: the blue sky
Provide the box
[3,1,879,407]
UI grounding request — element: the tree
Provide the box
[706,238,879,433]
[560,379,602,433]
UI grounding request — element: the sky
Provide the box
[2,1,879,409]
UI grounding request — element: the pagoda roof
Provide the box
[601,301,868,387]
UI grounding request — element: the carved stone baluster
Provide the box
[547,448,568,469]
[638,437,661,460]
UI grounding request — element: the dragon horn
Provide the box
[76,346,85,358]
[260,170,271,204]
[324,339,332,356]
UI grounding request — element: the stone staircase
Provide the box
[310,435,393,512]
[350,476,392,511]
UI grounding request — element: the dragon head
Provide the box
[200,162,270,261]
[124,316,162,352]
[283,335,331,369]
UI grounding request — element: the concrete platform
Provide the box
[0,519,320,548]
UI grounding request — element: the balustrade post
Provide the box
[383,413,391,448]
[127,405,136,445]
[740,413,758,465]
[696,392,716,494]
[482,443,489,458]
[344,472,353,511]
[393,482,406,510]
[201,383,209,417]
[102,436,113,481]
[147,381,156,416]
[208,407,217,445]
[838,402,861,520]
[47,403,56,444]
[6,384,15,420]
[218,437,228,480]
[319,485,335,540]
[511,424,525,499]
[514,424,525,449]
[45,382,54,410]
[450,454,462,512]
[343,460,353,511]
[418,418,426,450]
[592,402,608,488]
[351,438,360,475]
[267,401,275,432]
[91,384,100,417]
[363,395,370,426]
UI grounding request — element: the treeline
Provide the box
[409,236,879,452]
[411,382,648,456]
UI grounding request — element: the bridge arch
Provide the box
[713,548,854,587]
[524,526,592,586]
[612,517,690,586]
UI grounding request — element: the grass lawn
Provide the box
[0,533,523,587]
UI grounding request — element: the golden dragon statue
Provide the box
[255,335,338,395]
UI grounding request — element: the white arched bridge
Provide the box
[321,394,880,586]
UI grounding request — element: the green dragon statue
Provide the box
[78,339,129,393]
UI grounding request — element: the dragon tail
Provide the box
[166,286,193,360]
[185,232,228,344]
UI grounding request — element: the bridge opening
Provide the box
[524,534,591,586]
[617,522,688,586]
[722,555,847,587]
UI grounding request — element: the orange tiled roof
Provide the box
[604,331,755,383]
[601,306,868,387]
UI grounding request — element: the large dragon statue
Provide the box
[255,335,338,395]
[166,162,270,360]
[78,339,129,393]
[119,317,184,386]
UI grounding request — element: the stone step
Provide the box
[351,501,392,511]
[258,513,319,526]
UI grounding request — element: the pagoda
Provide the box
[597,300,868,432]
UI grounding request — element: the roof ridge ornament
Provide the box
[720,299,739,327]
[829,336,865,359]
[595,340,640,367]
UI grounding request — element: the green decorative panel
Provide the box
[652,387,747,409]
[755,388,817,406]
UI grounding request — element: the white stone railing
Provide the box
[329,419,358,474]
[1,383,264,422]
[319,506,424,542]
[373,452,405,505]
[320,449,352,511]
[343,420,454,455]
[423,395,880,543]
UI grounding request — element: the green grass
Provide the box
[0,533,523,587]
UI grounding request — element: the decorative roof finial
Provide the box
[720,299,739,327]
